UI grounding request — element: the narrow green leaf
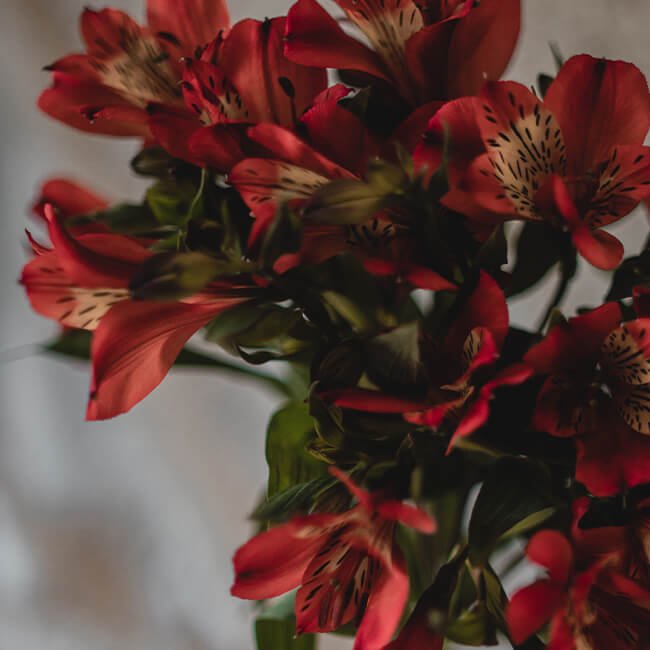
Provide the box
[255,619,315,650]
[266,402,324,497]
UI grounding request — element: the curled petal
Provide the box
[506,580,565,645]
[526,530,573,585]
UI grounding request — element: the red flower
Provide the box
[284,0,520,106]
[21,206,249,420]
[231,467,435,650]
[449,55,650,269]
[326,272,530,451]
[507,529,650,650]
[525,303,650,494]
[149,16,327,169]
[38,1,230,137]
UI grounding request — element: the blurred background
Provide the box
[0,1,648,648]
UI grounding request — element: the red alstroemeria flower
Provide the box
[231,467,435,650]
[507,530,650,650]
[325,272,530,451]
[21,205,251,420]
[38,0,230,137]
[525,303,650,495]
[149,16,327,169]
[228,88,457,290]
[284,0,520,106]
[450,55,650,269]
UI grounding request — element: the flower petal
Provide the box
[43,205,149,288]
[32,178,108,221]
[526,530,573,585]
[545,55,650,176]
[353,547,409,650]
[301,85,376,175]
[506,580,565,645]
[375,501,436,533]
[38,73,151,138]
[87,299,238,419]
[601,319,650,386]
[446,0,521,98]
[146,0,230,54]
[218,17,327,126]
[476,81,566,219]
[524,302,622,375]
[285,0,389,83]
[232,515,338,600]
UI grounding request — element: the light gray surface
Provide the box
[0,1,648,649]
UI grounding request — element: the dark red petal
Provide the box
[146,0,230,54]
[148,109,204,166]
[446,0,521,98]
[87,299,240,420]
[384,580,445,650]
[219,17,327,126]
[545,55,650,176]
[38,74,151,138]
[587,144,650,228]
[245,124,352,178]
[404,18,458,101]
[524,302,622,375]
[463,153,520,216]
[44,205,149,288]
[80,8,143,57]
[506,580,565,645]
[403,265,458,291]
[571,224,624,271]
[447,270,509,352]
[188,124,250,171]
[326,389,429,413]
[575,417,650,496]
[414,97,484,180]
[232,516,337,600]
[449,362,533,451]
[526,530,573,585]
[301,84,376,175]
[635,287,650,317]
[376,501,436,533]
[353,548,409,650]
[392,101,444,156]
[285,0,389,83]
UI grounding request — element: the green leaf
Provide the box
[364,322,426,394]
[445,601,497,646]
[468,458,555,565]
[128,251,232,301]
[507,222,572,297]
[304,161,406,225]
[261,206,303,266]
[131,147,176,177]
[70,203,158,235]
[315,342,364,390]
[537,73,554,98]
[235,307,303,348]
[146,179,198,226]
[252,477,334,523]
[255,618,315,650]
[204,302,269,343]
[44,329,290,396]
[266,402,324,497]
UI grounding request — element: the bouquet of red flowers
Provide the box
[21,1,650,648]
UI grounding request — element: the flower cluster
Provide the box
[20,0,650,648]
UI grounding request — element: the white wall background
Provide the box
[0,1,648,649]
